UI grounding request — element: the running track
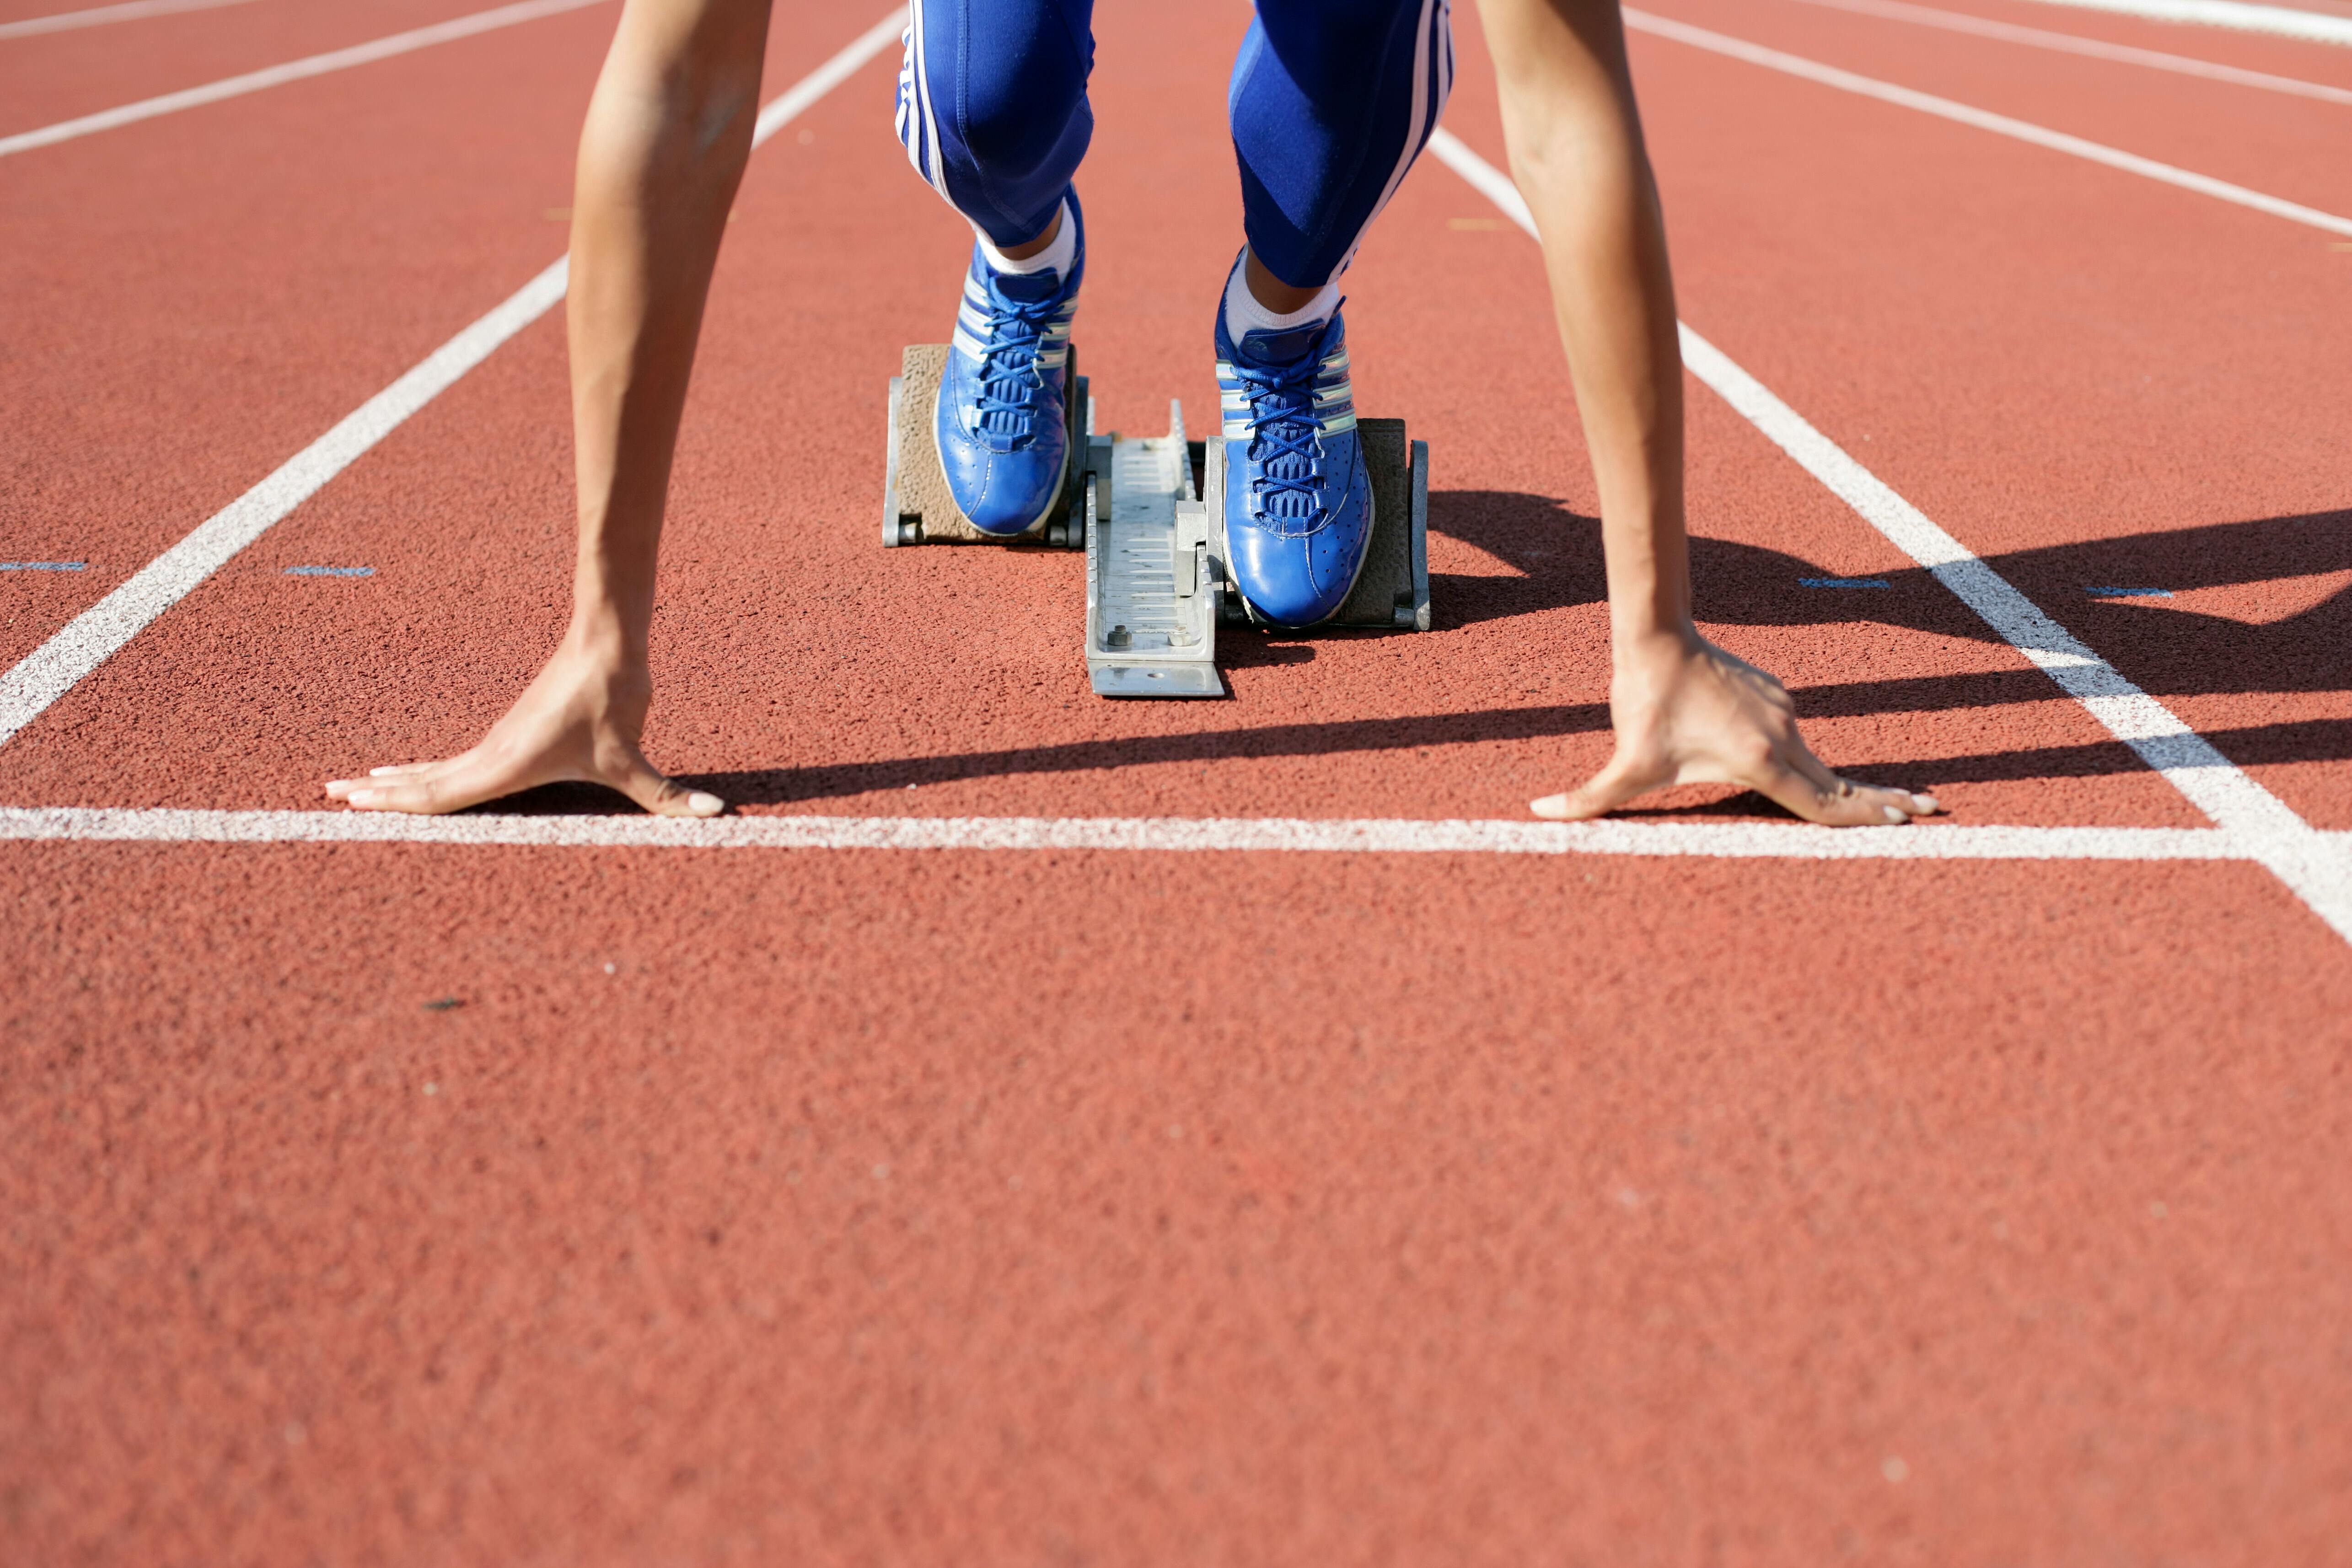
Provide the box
[4,0,2350,1560]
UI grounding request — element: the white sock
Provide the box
[975,199,1076,278]
[1221,255,1338,341]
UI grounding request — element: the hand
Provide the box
[1535,632,1938,827]
[324,632,723,817]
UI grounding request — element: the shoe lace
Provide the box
[972,291,1063,447]
[1228,352,1327,535]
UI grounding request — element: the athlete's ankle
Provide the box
[975,199,1075,278]
[1223,249,1337,344]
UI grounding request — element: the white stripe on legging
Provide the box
[1332,0,1452,285]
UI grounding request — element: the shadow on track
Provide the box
[686,701,1614,806]
[461,496,2351,814]
[1437,491,2352,707]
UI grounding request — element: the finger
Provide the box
[1771,737,1940,825]
[338,750,538,814]
[326,756,462,800]
[611,753,724,819]
[1751,762,1932,827]
[1531,753,1662,821]
[336,779,449,813]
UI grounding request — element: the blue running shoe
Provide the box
[933,193,1083,537]
[1214,295,1372,627]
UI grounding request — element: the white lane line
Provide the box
[1622,9,2352,237]
[0,8,907,750]
[0,0,260,41]
[1769,0,2352,104]
[0,805,2286,862]
[0,0,611,159]
[0,261,563,747]
[1425,127,2352,940]
[2005,0,2352,48]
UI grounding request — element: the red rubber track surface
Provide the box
[4,1,2350,1563]
[0,0,587,137]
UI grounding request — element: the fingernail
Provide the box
[687,792,723,816]
[1914,794,1940,813]
[1882,805,1905,824]
[348,789,376,805]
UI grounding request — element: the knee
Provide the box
[951,52,1087,185]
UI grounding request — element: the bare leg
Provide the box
[1475,0,1936,827]
[326,0,772,816]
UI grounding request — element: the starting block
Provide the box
[882,343,1430,698]
[881,344,1088,548]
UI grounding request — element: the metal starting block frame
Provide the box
[1084,401,1221,696]
[882,342,1431,698]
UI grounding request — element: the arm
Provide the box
[327,0,772,816]
[1474,0,1935,827]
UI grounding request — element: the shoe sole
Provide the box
[930,376,1070,540]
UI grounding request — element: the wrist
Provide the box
[1609,618,1701,666]
[560,599,650,668]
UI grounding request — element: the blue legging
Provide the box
[896,0,1454,289]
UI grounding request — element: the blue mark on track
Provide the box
[285,565,375,577]
[0,561,86,571]
[1798,576,1890,589]
[2086,586,2171,598]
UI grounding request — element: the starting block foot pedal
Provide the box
[1082,410,1432,698]
[881,343,1088,548]
[1208,418,1430,632]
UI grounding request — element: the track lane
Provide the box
[7,838,2350,1564]
[0,0,591,139]
[1643,0,2352,217]
[1584,23,2352,827]
[0,4,885,677]
[1762,0,2352,102]
[0,3,611,670]
[1952,0,2352,76]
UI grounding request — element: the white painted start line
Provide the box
[2005,0,2352,47]
[1622,10,2352,238]
[0,0,261,41]
[1427,129,2352,941]
[0,8,906,751]
[0,0,612,159]
[1769,0,2352,104]
[0,805,2320,865]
